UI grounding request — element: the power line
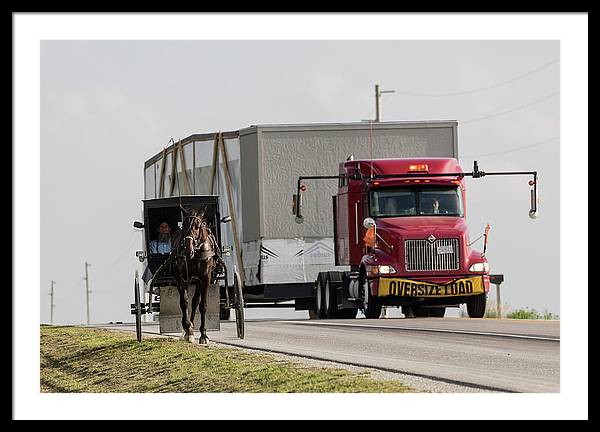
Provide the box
[394,59,559,97]
[461,91,559,125]
[462,135,559,158]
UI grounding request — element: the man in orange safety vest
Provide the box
[363,225,376,250]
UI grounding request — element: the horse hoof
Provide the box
[199,337,208,345]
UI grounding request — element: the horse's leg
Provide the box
[189,280,202,339]
[178,280,194,342]
[198,266,211,345]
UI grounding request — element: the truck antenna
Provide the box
[369,120,374,179]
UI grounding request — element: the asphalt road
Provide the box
[96,316,559,393]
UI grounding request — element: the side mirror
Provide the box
[483,223,491,256]
[221,215,232,223]
[363,217,376,229]
[529,186,538,219]
[293,193,304,224]
[133,221,144,229]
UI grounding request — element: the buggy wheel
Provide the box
[233,271,245,339]
[133,270,142,342]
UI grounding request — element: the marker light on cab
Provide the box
[371,265,397,275]
[469,262,490,272]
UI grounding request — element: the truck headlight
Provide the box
[373,265,396,275]
[469,262,489,272]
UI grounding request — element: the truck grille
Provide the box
[404,239,460,272]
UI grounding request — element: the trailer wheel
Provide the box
[467,294,486,318]
[315,275,326,319]
[361,276,382,319]
[429,307,446,318]
[324,274,337,319]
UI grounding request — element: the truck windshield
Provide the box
[369,187,464,218]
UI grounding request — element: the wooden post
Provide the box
[168,145,178,197]
[209,133,220,195]
[158,148,167,198]
[217,132,246,286]
[496,283,502,319]
[177,139,193,195]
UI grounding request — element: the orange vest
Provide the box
[363,227,376,248]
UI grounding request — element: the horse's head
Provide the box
[181,207,209,259]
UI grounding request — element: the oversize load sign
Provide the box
[378,276,485,297]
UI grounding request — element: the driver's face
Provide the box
[159,223,171,234]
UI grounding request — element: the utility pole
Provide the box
[49,280,56,325]
[374,84,396,122]
[83,262,91,325]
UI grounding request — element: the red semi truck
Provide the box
[294,157,537,319]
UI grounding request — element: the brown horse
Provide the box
[171,208,219,344]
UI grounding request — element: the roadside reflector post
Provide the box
[490,274,505,319]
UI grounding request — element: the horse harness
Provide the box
[181,216,216,260]
[177,215,224,282]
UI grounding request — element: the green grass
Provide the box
[459,299,559,320]
[40,326,413,393]
[506,308,559,320]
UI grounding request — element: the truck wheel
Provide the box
[315,275,327,319]
[361,277,382,319]
[324,274,338,319]
[467,294,486,318]
[429,307,446,318]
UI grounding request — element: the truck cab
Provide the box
[332,157,490,318]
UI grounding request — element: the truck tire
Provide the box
[324,274,337,319]
[361,276,382,319]
[315,274,327,319]
[429,307,446,318]
[467,294,486,318]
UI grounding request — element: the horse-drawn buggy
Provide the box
[131,195,244,343]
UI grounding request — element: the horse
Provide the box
[170,207,221,344]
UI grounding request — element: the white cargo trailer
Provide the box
[142,121,458,313]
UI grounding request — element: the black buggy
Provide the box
[131,195,244,342]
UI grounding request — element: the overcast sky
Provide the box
[40,39,560,325]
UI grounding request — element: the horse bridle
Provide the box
[182,214,207,256]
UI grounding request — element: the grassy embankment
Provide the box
[40,326,412,393]
[459,301,560,319]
